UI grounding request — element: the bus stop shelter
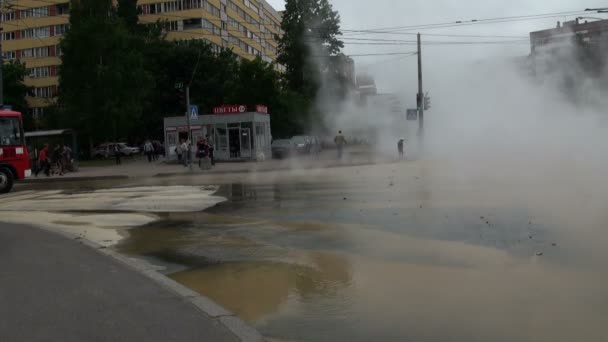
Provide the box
[163,105,271,162]
[25,129,78,160]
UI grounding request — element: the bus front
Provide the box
[0,110,30,193]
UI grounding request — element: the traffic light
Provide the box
[424,94,431,110]
[416,93,422,110]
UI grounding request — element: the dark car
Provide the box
[271,139,295,159]
[291,136,311,154]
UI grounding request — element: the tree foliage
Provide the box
[278,0,344,98]
[2,61,31,128]
[58,0,151,146]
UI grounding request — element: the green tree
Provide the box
[2,61,32,129]
[278,0,344,97]
[116,0,139,31]
[58,0,151,147]
[234,57,279,107]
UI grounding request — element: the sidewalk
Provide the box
[23,148,390,182]
[0,223,262,342]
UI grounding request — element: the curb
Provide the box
[21,175,128,184]
[12,222,265,342]
[154,160,394,178]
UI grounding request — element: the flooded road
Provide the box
[116,161,608,342]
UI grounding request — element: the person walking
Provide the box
[35,144,50,177]
[206,135,215,166]
[398,139,405,160]
[51,145,64,176]
[334,130,347,159]
[181,139,189,167]
[113,144,121,165]
[196,137,210,169]
[175,140,183,163]
[144,140,154,163]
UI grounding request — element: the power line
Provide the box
[337,9,590,34]
[358,53,418,69]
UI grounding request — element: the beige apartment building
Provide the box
[0,0,283,117]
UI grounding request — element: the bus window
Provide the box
[0,117,22,146]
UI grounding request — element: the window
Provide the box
[28,66,51,78]
[243,0,259,14]
[21,6,49,18]
[30,86,55,98]
[57,4,69,15]
[55,24,69,36]
[0,117,22,147]
[3,32,16,41]
[23,27,51,39]
[204,1,220,16]
[21,47,51,58]
[3,51,16,60]
[183,18,202,30]
[2,12,16,21]
[30,107,45,119]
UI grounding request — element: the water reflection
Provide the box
[117,176,608,342]
[171,251,352,322]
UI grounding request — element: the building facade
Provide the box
[0,0,283,118]
[530,18,608,54]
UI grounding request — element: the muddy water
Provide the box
[118,162,608,342]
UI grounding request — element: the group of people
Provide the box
[34,144,74,177]
[174,136,215,169]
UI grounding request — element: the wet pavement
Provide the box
[5,159,608,341]
[113,160,608,342]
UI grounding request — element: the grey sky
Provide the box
[266,0,608,93]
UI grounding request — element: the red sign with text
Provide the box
[212,104,269,115]
[213,105,247,114]
[255,105,268,114]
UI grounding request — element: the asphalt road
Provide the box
[0,222,239,342]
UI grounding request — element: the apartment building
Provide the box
[0,0,283,117]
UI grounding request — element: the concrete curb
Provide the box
[21,175,128,183]
[154,160,393,178]
[11,223,265,342]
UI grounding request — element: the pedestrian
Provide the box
[152,141,160,161]
[144,140,154,163]
[175,140,183,163]
[334,130,347,159]
[35,144,50,177]
[206,135,215,166]
[197,137,210,169]
[181,139,189,167]
[51,145,64,176]
[114,144,121,165]
[398,139,405,160]
[61,144,73,172]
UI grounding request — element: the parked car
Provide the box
[271,139,295,159]
[93,143,140,159]
[291,136,312,154]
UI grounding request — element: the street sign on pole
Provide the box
[406,109,418,121]
[188,105,199,121]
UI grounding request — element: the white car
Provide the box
[93,143,140,158]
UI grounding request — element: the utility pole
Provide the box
[0,11,4,106]
[185,85,193,171]
[417,32,424,136]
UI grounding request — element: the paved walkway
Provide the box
[0,223,252,342]
[24,148,391,182]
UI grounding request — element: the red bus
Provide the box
[0,110,30,193]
